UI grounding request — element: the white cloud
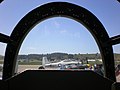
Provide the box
[52,19,61,29]
[54,20,60,28]
[26,47,36,51]
[43,25,51,36]
[60,29,67,34]
[73,32,81,38]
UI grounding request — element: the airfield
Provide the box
[17,65,60,73]
[18,65,40,72]
[0,64,120,82]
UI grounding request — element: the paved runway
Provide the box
[0,65,120,82]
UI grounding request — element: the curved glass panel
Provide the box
[16,17,104,76]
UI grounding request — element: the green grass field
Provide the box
[18,61,42,65]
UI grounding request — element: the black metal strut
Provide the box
[109,35,120,45]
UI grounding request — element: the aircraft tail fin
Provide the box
[42,56,50,68]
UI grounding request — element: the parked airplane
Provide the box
[39,56,82,69]
[38,57,93,70]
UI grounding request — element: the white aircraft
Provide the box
[41,56,82,69]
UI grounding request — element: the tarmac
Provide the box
[0,65,120,82]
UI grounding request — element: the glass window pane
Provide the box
[113,45,120,82]
[0,43,6,80]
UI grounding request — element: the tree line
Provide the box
[0,53,120,61]
[17,53,101,61]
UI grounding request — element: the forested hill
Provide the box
[13,53,120,61]
[0,53,120,61]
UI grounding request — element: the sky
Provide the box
[0,0,120,55]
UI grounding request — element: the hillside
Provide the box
[0,53,120,61]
